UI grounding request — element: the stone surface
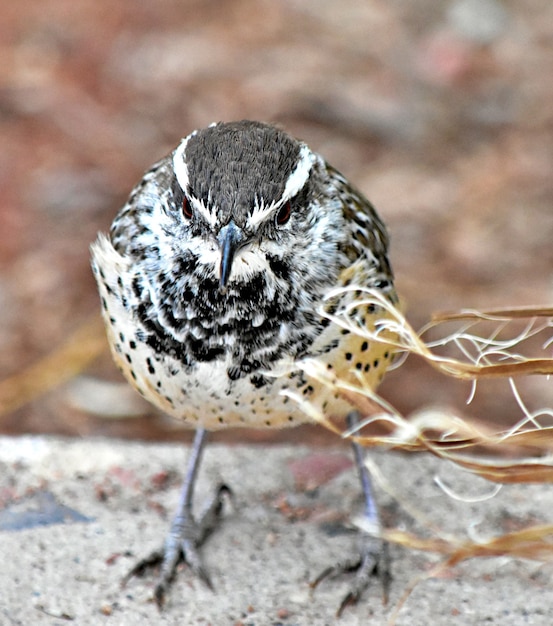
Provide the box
[1,435,551,625]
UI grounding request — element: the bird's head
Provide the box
[165,120,343,294]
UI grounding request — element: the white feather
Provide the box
[246,144,317,229]
[172,135,192,191]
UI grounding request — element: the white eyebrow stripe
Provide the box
[247,144,316,229]
[282,143,316,200]
[248,197,277,229]
[173,135,193,191]
[193,197,217,228]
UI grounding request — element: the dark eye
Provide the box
[276,201,291,225]
[182,197,193,219]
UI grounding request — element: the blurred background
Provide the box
[1,0,553,444]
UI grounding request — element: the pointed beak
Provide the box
[217,220,244,291]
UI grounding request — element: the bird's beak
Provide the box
[217,220,244,292]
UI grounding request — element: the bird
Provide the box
[91,120,399,615]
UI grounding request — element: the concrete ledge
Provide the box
[0,436,551,625]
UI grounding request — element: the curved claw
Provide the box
[337,589,359,619]
[121,482,231,610]
[309,558,362,591]
[311,539,391,617]
[121,549,165,587]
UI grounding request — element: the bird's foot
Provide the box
[122,483,231,608]
[311,533,391,617]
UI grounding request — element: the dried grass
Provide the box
[284,287,553,478]
[0,316,105,416]
[284,288,553,621]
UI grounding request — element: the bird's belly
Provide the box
[110,338,316,429]
[106,308,395,432]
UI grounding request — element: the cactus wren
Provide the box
[91,120,398,614]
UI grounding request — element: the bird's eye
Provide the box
[276,201,291,225]
[182,197,193,219]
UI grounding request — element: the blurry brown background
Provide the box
[2,0,553,444]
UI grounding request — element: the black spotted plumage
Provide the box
[91,120,397,428]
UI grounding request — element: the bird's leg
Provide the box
[122,428,231,608]
[311,412,391,617]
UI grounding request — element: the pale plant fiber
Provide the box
[284,288,553,621]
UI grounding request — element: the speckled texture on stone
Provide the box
[0,436,552,625]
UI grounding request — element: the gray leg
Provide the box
[122,428,230,608]
[311,412,391,617]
